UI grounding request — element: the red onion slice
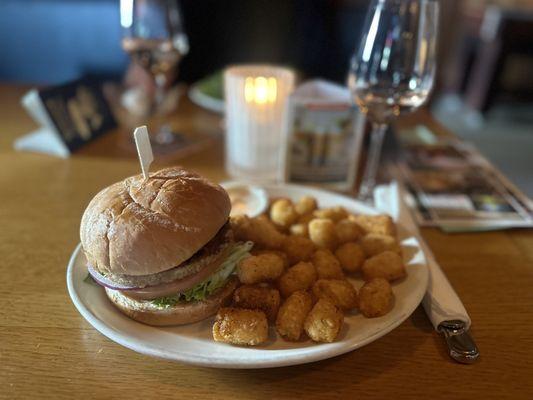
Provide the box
[87,254,224,299]
[87,264,139,290]
[120,257,224,300]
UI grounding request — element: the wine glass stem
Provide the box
[358,122,387,201]
[151,74,166,116]
[151,74,174,144]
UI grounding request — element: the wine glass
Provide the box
[349,0,438,200]
[120,0,189,145]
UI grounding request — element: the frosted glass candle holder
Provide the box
[224,65,295,182]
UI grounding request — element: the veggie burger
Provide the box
[80,166,251,326]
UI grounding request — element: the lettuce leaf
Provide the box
[83,274,98,285]
[151,241,253,308]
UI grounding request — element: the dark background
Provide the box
[1,0,532,112]
[1,0,532,197]
[0,0,375,84]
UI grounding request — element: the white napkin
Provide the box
[374,181,472,330]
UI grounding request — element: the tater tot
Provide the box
[308,218,337,249]
[233,284,281,321]
[304,299,343,343]
[213,307,268,346]
[313,206,348,222]
[312,279,358,310]
[297,213,315,225]
[275,290,313,341]
[252,249,289,269]
[230,214,248,232]
[311,249,344,279]
[289,223,308,237]
[349,214,396,236]
[335,219,363,244]
[231,215,285,249]
[362,251,406,282]
[277,261,317,298]
[282,235,316,264]
[361,233,401,257]
[270,199,298,228]
[335,242,366,273]
[358,278,393,318]
[295,196,317,216]
[237,253,285,284]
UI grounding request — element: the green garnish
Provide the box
[197,72,223,100]
[83,273,99,286]
[151,241,253,308]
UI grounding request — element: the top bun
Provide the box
[80,167,231,276]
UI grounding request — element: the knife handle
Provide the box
[439,320,480,364]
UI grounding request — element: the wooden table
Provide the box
[1,84,532,399]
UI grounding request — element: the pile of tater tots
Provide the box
[212,196,407,346]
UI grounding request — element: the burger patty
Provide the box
[101,222,233,289]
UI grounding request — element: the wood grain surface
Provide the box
[0,84,532,400]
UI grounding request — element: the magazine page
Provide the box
[395,125,533,231]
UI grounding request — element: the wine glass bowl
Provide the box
[120,0,189,145]
[351,84,432,122]
[349,0,439,199]
[122,38,184,79]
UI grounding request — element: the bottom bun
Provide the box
[105,277,238,326]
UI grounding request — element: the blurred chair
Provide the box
[465,6,533,113]
[443,3,533,114]
[433,1,533,198]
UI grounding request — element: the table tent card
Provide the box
[282,80,366,191]
[14,78,116,157]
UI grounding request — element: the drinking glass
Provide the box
[120,0,189,144]
[349,0,438,200]
[224,65,295,182]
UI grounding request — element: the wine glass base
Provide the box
[356,184,375,203]
[122,127,216,160]
[150,131,190,155]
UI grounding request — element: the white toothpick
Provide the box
[133,125,154,180]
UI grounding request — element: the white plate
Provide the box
[67,183,428,368]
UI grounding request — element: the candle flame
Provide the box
[245,76,277,104]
